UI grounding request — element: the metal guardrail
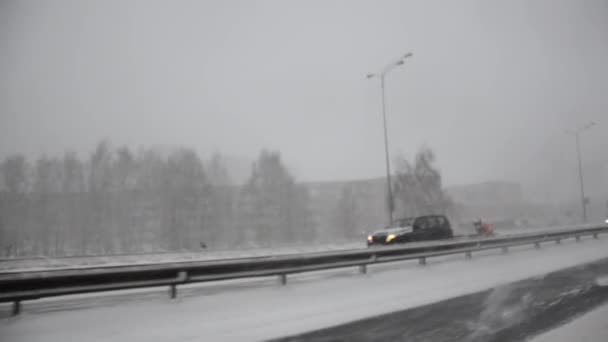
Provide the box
[1,224,607,316]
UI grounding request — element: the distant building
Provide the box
[300,178,549,236]
[304,178,386,238]
[445,181,526,225]
[446,181,524,206]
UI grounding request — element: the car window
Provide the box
[387,217,414,228]
[427,216,439,229]
[436,216,447,228]
[414,217,429,230]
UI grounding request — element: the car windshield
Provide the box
[386,217,415,228]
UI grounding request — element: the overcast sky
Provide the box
[1,0,607,198]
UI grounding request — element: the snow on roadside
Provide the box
[2,238,608,342]
[3,224,604,273]
[0,241,364,273]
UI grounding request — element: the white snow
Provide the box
[0,241,365,273]
[3,224,602,273]
[1,237,608,342]
[529,302,608,342]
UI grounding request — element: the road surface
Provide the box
[531,301,608,342]
[273,257,608,341]
[1,236,608,341]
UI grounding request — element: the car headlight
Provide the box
[367,235,373,242]
[386,234,396,243]
[605,219,608,224]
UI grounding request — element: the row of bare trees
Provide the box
[0,143,451,257]
[0,142,313,257]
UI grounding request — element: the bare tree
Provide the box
[32,156,63,255]
[132,147,167,251]
[0,144,324,255]
[206,153,230,186]
[62,151,85,193]
[1,155,29,256]
[393,147,453,218]
[111,146,136,253]
[160,148,208,251]
[238,150,313,246]
[2,155,29,194]
[202,153,234,247]
[62,151,86,255]
[87,141,114,254]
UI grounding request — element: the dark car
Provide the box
[367,215,453,246]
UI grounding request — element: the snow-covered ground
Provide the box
[2,224,602,273]
[0,241,364,273]
[1,236,608,342]
[530,302,608,342]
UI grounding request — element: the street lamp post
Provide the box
[566,122,595,223]
[367,52,413,224]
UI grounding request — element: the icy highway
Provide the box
[2,236,608,342]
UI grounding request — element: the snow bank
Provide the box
[5,224,602,273]
[0,241,364,273]
[1,237,608,342]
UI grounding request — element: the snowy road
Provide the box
[274,256,608,341]
[1,236,608,342]
[1,224,599,273]
[531,302,608,342]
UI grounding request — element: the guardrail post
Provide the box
[575,235,581,242]
[465,251,472,259]
[502,246,508,254]
[419,257,426,266]
[555,238,561,244]
[12,301,21,316]
[279,274,287,285]
[169,271,188,299]
[593,233,598,239]
[359,264,367,274]
[534,241,541,249]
